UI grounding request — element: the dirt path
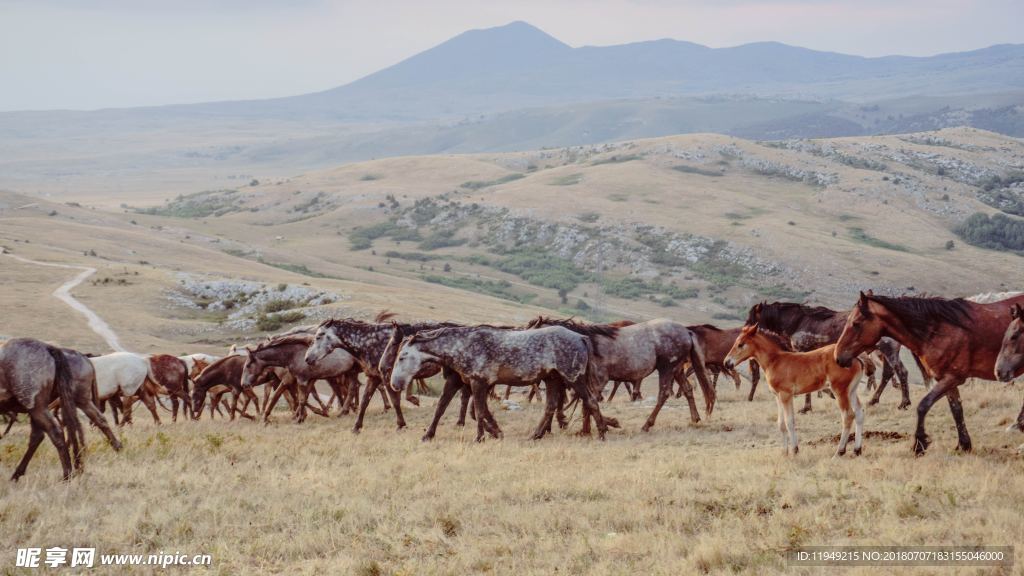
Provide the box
[3,251,126,352]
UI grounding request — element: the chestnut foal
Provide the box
[725,324,864,457]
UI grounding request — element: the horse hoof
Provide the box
[867,398,879,406]
[912,435,930,455]
[112,441,123,452]
[604,417,621,429]
[351,428,362,435]
[421,434,434,442]
[834,449,846,458]
[406,397,420,407]
[641,424,652,433]
[1006,422,1024,433]
[956,441,972,453]
[798,408,811,415]
[898,401,911,410]
[853,447,862,456]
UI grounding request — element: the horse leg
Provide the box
[10,416,45,479]
[674,371,690,399]
[631,381,643,401]
[378,385,392,411]
[747,361,761,402]
[456,384,470,427]
[405,380,421,407]
[869,358,893,406]
[783,394,798,456]
[242,388,260,420]
[675,372,702,424]
[531,381,561,440]
[80,401,123,451]
[799,393,812,414]
[775,394,789,454]
[352,376,380,434]
[641,367,675,432]
[1008,399,1024,433]
[422,375,462,441]
[138,386,162,425]
[572,377,607,440]
[263,381,289,422]
[912,375,963,455]
[607,381,621,402]
[946,388,971,453]
[885,353,912,410]
[834,381,853,457]
[728,367,742,391]
[383,377,407,431]
[852,381,864,456]
[555,386,569,429]
[42,408,74,479]
[10,419,46,481]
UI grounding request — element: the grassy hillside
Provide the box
[2,127,1022,352]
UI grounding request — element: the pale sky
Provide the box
[1,0,1021,111]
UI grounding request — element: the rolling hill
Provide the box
[2,128,1021,354]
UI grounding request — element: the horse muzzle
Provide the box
[723,358,735,370]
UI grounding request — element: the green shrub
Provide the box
[954,212,1024,252]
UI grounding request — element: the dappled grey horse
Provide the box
[0,338,85,480]
[527,317,715,432]
[389,325,610,441]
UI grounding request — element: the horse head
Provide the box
[996,303,1024,382]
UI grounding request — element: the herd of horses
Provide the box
[1,291,1023,481]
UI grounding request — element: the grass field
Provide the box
[1,378,1022,575]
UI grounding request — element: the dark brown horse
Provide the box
[835,291,1024,455]
[686,325,762,401]
[190,355,264,420]
[746,301,916,411]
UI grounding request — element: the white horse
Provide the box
[968,291,1024,304]
[90,352,164,425]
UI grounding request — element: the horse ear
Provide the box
[865,289,874,296]
[1012,304,1023,320]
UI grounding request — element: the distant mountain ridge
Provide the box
[175,21,1024,121]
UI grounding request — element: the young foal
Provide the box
[725,324,864,457]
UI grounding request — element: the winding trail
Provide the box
[3,252,125,352]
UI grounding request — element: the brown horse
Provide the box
[725,325,865,457]
[687,325,762,401]
[190,355,264,420]
[996,303,1024,432]
[835,291,1024,455]
[746,301,914,411]
[123,354,191,423]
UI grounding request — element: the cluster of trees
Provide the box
[955,212,1024,252]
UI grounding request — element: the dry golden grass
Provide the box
[1,378,1022,575]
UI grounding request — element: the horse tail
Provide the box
[688,339,715,417]
[47,346,83,466]
[581,337,603,401]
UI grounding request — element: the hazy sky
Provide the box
[2,0,1021,111]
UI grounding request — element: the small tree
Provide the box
[945,240,955,250]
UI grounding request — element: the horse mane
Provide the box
[525,316,619,339]
[375,310,398,323]
[256,332,312,351]
[755,327,794,351]
[607,319,636,328]
[750,301,840,334]
[866,294,972,340]
[689,323,721,332]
